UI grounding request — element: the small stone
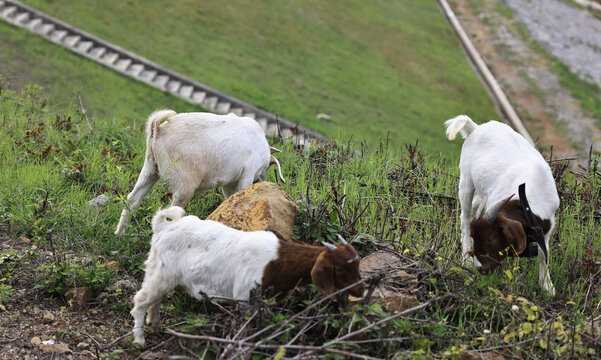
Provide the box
[30,337,41,346]
[42,310,55,324]
[0,303,5,311]
[316,113,331,121]
[458,351,505,360]
[87,194,109,208]
[20,236,31,244]
[39,342,72,354]
[64,287,94,309]
[107,279,136,292]
[105,260,119,272]
[76,342,90,350]
[33,306,41,314]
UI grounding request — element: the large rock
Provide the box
[207,182,298,241]
[350,248,420,312]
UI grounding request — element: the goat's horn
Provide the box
[270,146,282,154]
[336,234,348,245]
[321,242,337,251]
[483,194,514,222]
[475,194,489,220]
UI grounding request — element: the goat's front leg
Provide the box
[131,271,171,346]
[538,234,555,296]
[115,161,159,235]
[458,179,475,266]
[146,302,161,329]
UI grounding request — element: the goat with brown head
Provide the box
[311,239,364,298]
[262,236,364,299]
[131,206,365,346]
[469,194,526,272]
[445,115,559,295]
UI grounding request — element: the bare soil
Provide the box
[0,225,140,359]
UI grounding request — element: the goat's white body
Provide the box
[115,110,278,235]
[152,112,271,194]
[446,115,559,295]
[131,206,279,345]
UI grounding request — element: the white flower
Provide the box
[483,329,491,335]
[511,305,519,312]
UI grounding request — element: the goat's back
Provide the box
[150,215,279,299]
[459,121,558,218]
[152,112,271,185]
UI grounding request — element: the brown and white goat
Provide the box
[131,206,364,346]
[115,110,284,235]
[445,115,559,296]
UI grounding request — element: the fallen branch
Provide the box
[165,329,381,360]
[325,295,448,347]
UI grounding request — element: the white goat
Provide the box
[130,206,364,346]
[445,115,559,296]
[115,110,285,235]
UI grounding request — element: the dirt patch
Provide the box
[0,225,142,359]
[451,0,601,161]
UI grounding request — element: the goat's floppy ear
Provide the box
[497,215,526,255]
[311,253,336,296]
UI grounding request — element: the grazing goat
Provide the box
[131,206,364,346]
[445,115,559,295]
[115,110,285,235]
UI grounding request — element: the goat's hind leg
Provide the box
[171,187,195,208]
[115,161,159,235]
[131,272,172,346]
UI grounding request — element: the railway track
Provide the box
[0,0,326,145]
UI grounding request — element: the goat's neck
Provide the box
[500,200,551,234]
[261,240,325,297]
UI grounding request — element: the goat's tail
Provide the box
[151,206,186,233]
[146,109,177,143]
[143,109,177,162]
[270,155,285,183]
[445,115,478,140]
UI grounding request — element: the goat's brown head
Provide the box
[310,240,364,298]
[469,194,527,273]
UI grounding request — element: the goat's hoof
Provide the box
[543,285,556,297]
[461,256,474,268]
[132,338,145,348]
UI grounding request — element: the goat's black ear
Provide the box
[311,253,336,296]
[498,215,526,255]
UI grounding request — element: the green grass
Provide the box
[0,21,202,124]
[2,0,499,154]
[1,83,600,358]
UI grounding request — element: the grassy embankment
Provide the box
[4,0,499,154]
[1,84,600,358]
